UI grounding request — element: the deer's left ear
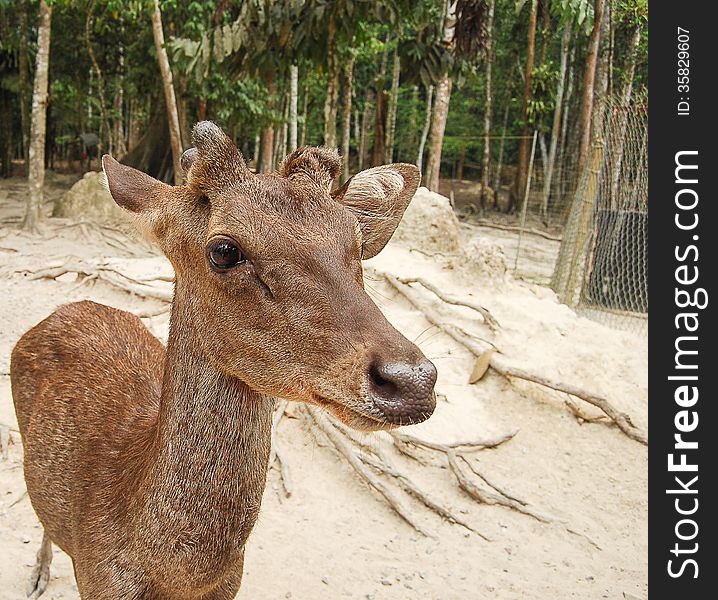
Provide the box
[332,164,420,259]
[102,154,169,214]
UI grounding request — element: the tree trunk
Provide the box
[588,3,611,156]
[416,85,433,174]
[576,0,606,176]
[492,102,510,201]
[457,144,466,180]
[176,72,191,149]
[123,99,172,182]
[480,0,495,208]
[540,21,572,220]
[425,73,452,193]
[23,0,52,232]
[289,64,298,152]
[299,78,309,147]
[18,0,31,167]
[359,89,374,171]
[609,24,642,207]
[341,55,354,181]
[323,16,339,149]
[539,0,551,65]
[512,0,538,212]
[112,30,128,159]
[0,85,13,178]
[86,0,112,155]
[384,45,401,163]
[151,0,183,184]
[554,44,576,214]
[258,71,276,173]
[371,91,387,167]
[424,0,456,193]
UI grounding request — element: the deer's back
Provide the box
[10,300,165,557]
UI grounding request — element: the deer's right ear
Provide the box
[102,154,168,214]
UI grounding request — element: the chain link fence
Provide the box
[550,95,647,334]
[475,95,647,335]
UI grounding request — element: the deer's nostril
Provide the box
[369,363,399,398]
[366,358,437,425]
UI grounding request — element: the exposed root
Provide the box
[383,272,647,445]
[564,398,609,424]
[396,275,500,332]
[269,401,293,498]
[301,405,525,539]
[473,219,562,242]
[447,449,551,523]
[493,362,647,445]
[10,259,173,302]
[1,425,10,461]
[305,406,434,537]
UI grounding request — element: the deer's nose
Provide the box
[367,358,437,425]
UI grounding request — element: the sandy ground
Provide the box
[0,176,647,599]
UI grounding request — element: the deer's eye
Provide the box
[207,237,245,271]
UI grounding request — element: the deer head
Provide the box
[102,121,436,430]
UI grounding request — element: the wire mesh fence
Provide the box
[483,94,648,335]
[550,95,647,334]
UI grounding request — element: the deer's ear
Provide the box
[102,154,169,214]
[333,164,420,259]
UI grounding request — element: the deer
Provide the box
[10,121,437,599]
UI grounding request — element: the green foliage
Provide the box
[4,0,649,182]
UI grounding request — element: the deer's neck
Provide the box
[138,295,275,567]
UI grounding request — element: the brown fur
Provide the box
[11,121,436,598]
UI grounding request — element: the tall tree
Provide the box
[322,15,340,149]
[289,64,299,152]
[151,0,183,184]
[86,0,111,154]
[18,0,31,167]
[576,0,606,175]
[511,0,538,213]
[540,20,572,219]
[416,84,433,173]
[479,0,495,208]
[609,17,644,205]
[425,0,457,192]
[23,0,53,232]
[341,55,355,181]
[384,43,401,163]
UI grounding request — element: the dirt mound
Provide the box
[393,186,461,255]
[461,233,509,281]
[52,171,127,221]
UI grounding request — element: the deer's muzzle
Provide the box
[365,357,437,425]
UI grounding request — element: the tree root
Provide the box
[10,259,173,302]
[396,275,500,332]
[303,405,526,539]
[382,273,647,445]
[305,406,434,537]
[473,219,563,242]
[1,425,10,461]
[269,401,293,498]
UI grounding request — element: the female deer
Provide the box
[11,122,436,599]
